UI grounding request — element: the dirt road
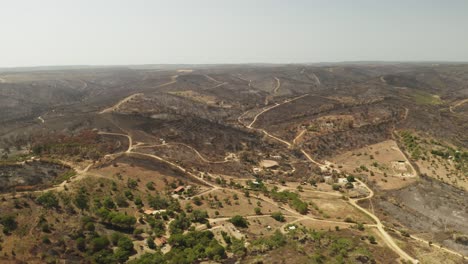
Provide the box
[237,93,421,263]
[351,179,419,263]
[135,142,231,164]
[156,75,179,88]
[293,129,306,144]
[99,93,143,114]
[449,98,468,113]
[247,94,309,129]
[273,77,281,94]
[380,76,387,84]
[98,131,133,153]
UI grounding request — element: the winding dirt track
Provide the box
[6,89,465,262]
[135,142,231,164]
[449,98,468,113]
[273,77,281,94]
[96,94,465,262]
[99,93,143,114]
[293,129,306,144]
[237,95,423,263]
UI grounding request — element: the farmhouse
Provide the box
[260,159,279,169]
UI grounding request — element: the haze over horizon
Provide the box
[1,0,467,68]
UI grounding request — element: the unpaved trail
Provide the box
[273,77,281,94]
[380,76,387,84]
[155,75,179,88]
[449,98,468,113]
[206,82,228,90]
[238,93,421,263]
[351,179,419,263]
[99,93,143,114]
[135,142,231,164]
[128,152,216,188]
[310,73,321,86]
[247,94,308,129]
[97,127,438,262]
[98,131,133,153]
[248,103,280,128]
[293,129,306,144]
[204,74,223,84]
[0,163,93,199]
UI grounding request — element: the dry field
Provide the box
[334,140,417,190]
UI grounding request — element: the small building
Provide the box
[154,237,167,247]
[338,178,348,184]
[144,209,167,215]
[260,160,279,169]
[144,209,154,215]
[173,186,185,193]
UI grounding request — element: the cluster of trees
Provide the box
[96,208,136,230]
[167,230,226,263]
[250,230,286,252]
[271,211,285,222]
[0,215,17,234]
[75,232,135,263]
[270,189,308,214]
[130,231,226,264]
[399,131,423,160]
[229,215,249,228]
[36,191,60,209]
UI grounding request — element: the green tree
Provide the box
[229,215,248,228]
[0,215,18,234]
[37,191,59,209]
[271,212,285,222]
[127,178,138,189]
[74,188,89,211]
[254,207,262,215]
[146,182,155,191]
[76,237,86,251]
[346,175,355,182]
[90,236,110,253]
[190,210,208,223]
[192,196,202,206]
[147,237,156,249]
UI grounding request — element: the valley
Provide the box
[0,63,467,263]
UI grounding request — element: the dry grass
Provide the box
[333,140,417,190]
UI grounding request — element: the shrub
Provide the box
[254,207,262,215]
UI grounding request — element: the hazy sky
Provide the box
[1,0,467,67]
